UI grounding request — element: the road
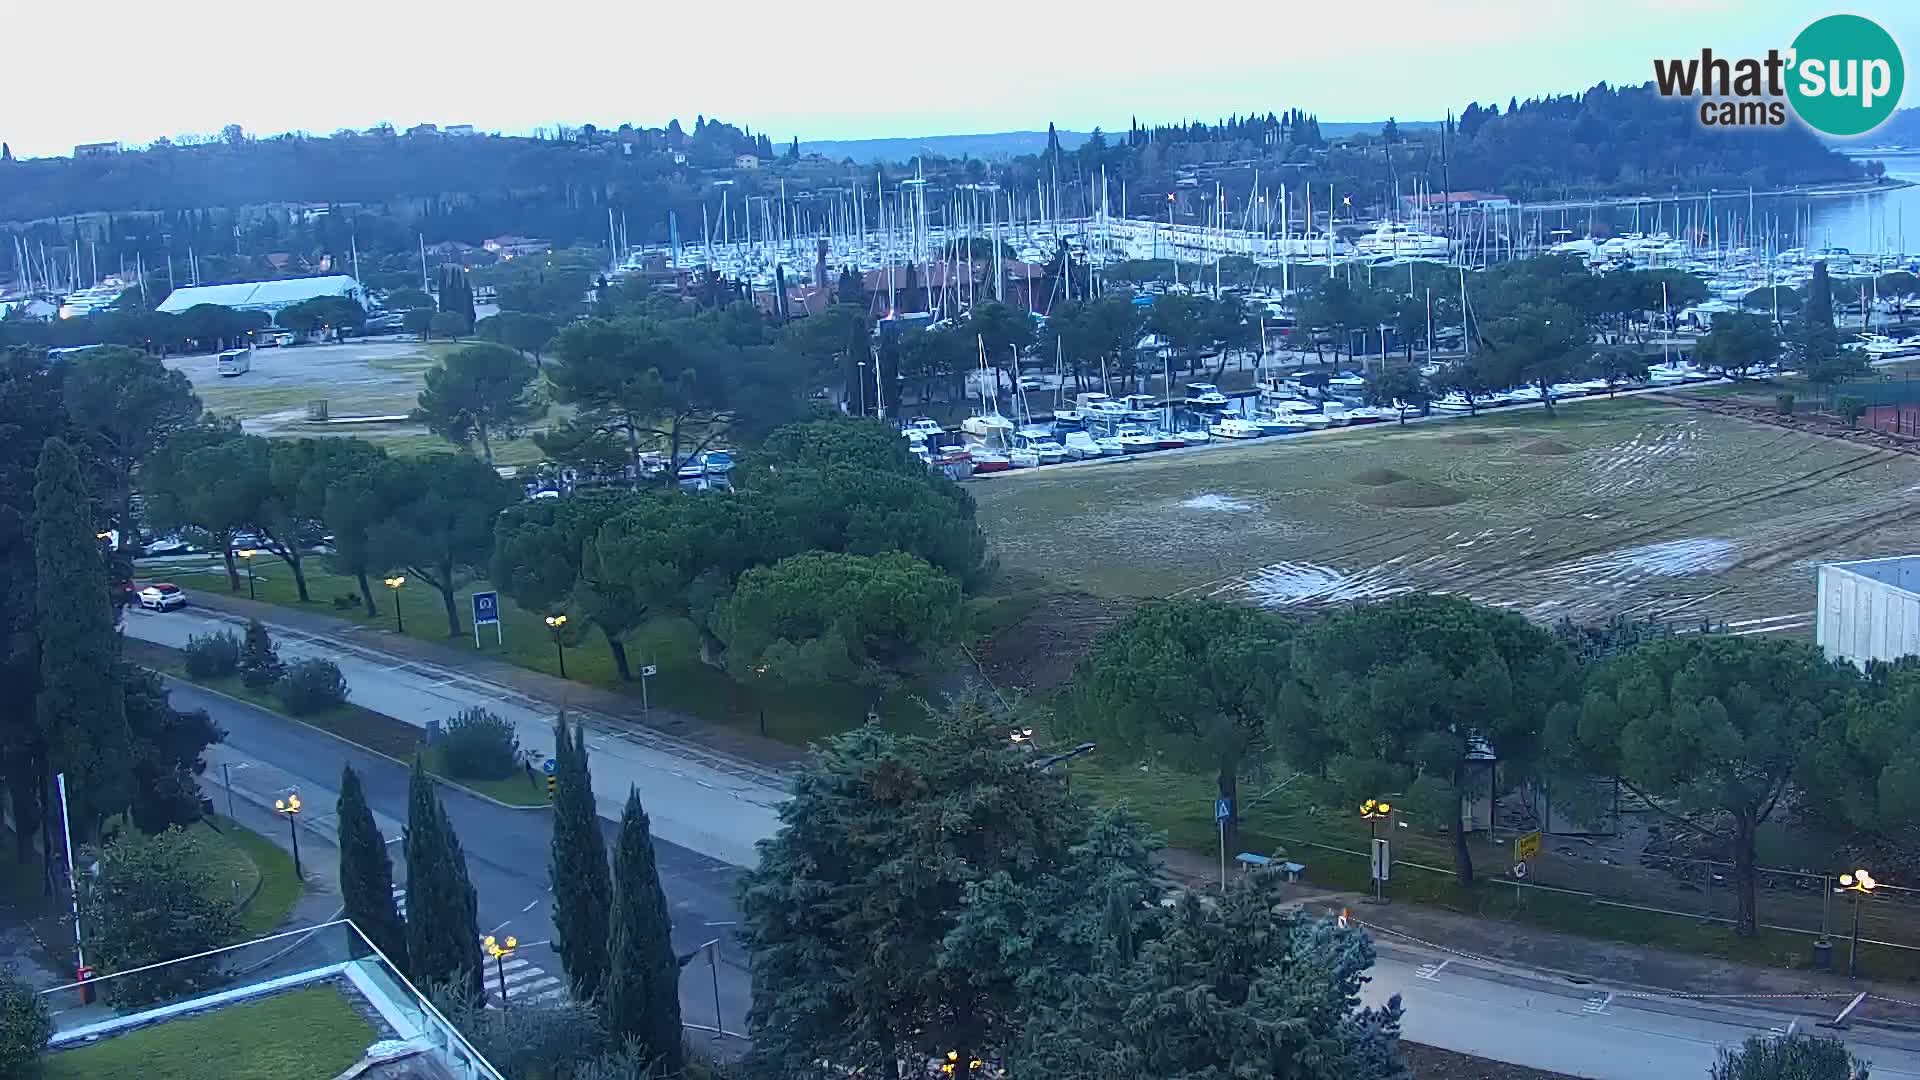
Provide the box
[178,678,753,1040]
[125,604,786,867]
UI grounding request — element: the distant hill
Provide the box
[1830,105,1920,148]
[799,130,1089,163]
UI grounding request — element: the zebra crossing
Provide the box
[392,888,570,1008]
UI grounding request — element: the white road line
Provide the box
[1725,611,1814,627]
[1415,959,1451,981]
[1583,992,1614,1015]
[521,899,539,912]
[1734,620,1813,636]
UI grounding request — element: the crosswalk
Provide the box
[391,888,569,1008]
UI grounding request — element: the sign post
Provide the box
[639,663,658,712]
[471,591,503,649]
[543,757,557,800]
[1215,798,1232,890]
[1514,830,1543,863]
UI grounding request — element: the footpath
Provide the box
[138,591,1920,1030]
[125,592,789,868]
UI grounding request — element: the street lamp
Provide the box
[383,576,406,633]
[544,614,568,679]
[482,934,518,1006]
[273,793,303,879]
[1837,868,1880,978]
[941,1050,983,1075]
[237,548,258,600]
[1360,798,1392,903]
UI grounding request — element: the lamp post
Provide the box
[1837,868,1879,978]
[383,576,406,633]
[273,793,303,879]
[238,548,257,600]
[1361,798,1393,903]
[544,614,568,679]
[482,934,518,1006]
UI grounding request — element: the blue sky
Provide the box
[8,0,1918,157]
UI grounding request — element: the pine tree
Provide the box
[338,764,407,971]
[550,714,611,1000]
[603,788,683,1074]
[34,437,131,839]
[1,143,12,163]
[404,757,482,1001]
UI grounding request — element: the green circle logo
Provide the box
[1787,15,1904,136]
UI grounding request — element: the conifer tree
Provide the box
[603,788,683,1074]
[34,437,131,838]
[404,757,482,1001]
[338,764,407,970]
[550,713,611,1000]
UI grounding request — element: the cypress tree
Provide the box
[338,764,407,971]
[34,437,131,839]
[550,713,611,1000]
[459,271,477,330]
[603,788,683,1074]
[403,757,482,1002]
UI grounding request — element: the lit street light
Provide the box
[383,576,406,633]
[273,792,303,879]
[544,614,569,678]
[237,548,258,600]
[1838,868,1880,979]
[483,934,518,1006]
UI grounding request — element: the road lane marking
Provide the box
[1415,959,1451,981]
[1583,992,1614,1014]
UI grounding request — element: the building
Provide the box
[1402,190,1514,213]
[482,235,550,259]
[156,274,364,318]
[73,141,120,158]
[734,153,761,170]
[1817,556,1920,667]
[444,124,476,136]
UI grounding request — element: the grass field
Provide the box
[40,983,375,1080]
[973,397,1920,634]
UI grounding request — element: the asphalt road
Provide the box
[173,678,754,1039]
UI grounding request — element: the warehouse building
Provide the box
[1817,556,1920,667]
[155,274,363,319]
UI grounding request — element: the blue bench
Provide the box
[1235,853,1306,881]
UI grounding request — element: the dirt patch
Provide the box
[974,589,1136,693]
[1442,432,1501,446]
[1358,479,1468,508]
[1403,1043,1584,1079]
[1518,438,1578,456]
[1350,466,1410,486]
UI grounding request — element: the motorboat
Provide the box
[1184,382,1230,409]
[1008,448,1041,469]
[1270,400,1330,429]
[961,412,1016,452]
[1253,411,1310,435]
[1506,385,1544,403]
[1121,394,1160,422]
[699,449,735,475]
[970,450,1013,473]
[1061,431,1103,459]
[1320,402,1354,426]
[1176,428,1213,446]
[1013,428,1069,465]
[1326,373,1368,400]
[902,417,945,439]
[1645,362,1701,385]
[1351,222,1451,259]
[1430,391,1479,413]
[1084,400,1129,428]
[1345,405,1391,425]
[1115,424,1161,453]
[1051,410,1087,432]
[1210,417,1266,439]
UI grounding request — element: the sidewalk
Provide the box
[1159,846,1920,1027]
[205,744,348,930]
[128,599,788,868]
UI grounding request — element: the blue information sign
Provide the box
[542,758,557,776]
[472,591,500,625]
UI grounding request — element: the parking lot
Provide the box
[164,336,442,436]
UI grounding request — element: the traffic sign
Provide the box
[1215,798,1232,822]
[1513,862,1529,880]
[639,664,658,677]
[1514,830,1543,862]
[1370,838,1391,882]
[542,758,557,776]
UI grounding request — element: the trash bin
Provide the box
[1813,939,1834,972]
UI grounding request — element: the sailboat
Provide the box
[961,336,1016,471]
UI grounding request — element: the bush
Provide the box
[1775,392,1795,415]
[440,706,520,780]
[239,618,285,689]
[85,829,240,1007]
[1712,1033,1863,1079]
[333,592,361,611]
[277,658,348,715]
[0,968,51,1076]
[1838,395,1867,429]
[183,630,242,678]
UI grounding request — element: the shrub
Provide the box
[239,618,285,689]
[84,829,240,1007]
[0,968,51,1076]
[1711,1033,1863,1079]
[1838,395,1867,429]
[333,592,361,611]
[440,706,520,780]
[277,658,348,715]
[183,630,242,678]
[1775,392,1795,415]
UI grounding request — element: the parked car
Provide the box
[138,583,188,611]
[141,534,194,557]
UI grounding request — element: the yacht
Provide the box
[1084,399,1129,428]
[1352,222,1451,259]
[1344,405,1391,425]
[1326,373,1369,400]
[1320,402,1354,426]
[1121,394,1160,422]
[902,417,944,439]
[1061,431,1103,459]
[1013,428,1069,465]
[1210,417,1266,439]
[1270,400,1330,429]
[1184,382,1230,409]
[961,412,1017,452]
[970,450,1013,474]
[1645,362,1702,385]
[1008,447,1041,469]
[1114,424,1161,453]
[1431,391,1480,413]
[1175,428,1213,446]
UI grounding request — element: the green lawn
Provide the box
[41,984,375,1080]
[150,556,928,747]
[423,746,550,807]
[123,639,547,807]
[213,819,303,936]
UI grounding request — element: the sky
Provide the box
[7,0,1919,158]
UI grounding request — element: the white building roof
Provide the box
[156,275,361,315]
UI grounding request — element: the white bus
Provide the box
[216,348,253,376]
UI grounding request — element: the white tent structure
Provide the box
[156,275,363,319]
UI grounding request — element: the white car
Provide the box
[138,583,188,611]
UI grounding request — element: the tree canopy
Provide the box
[416,342,546,464]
